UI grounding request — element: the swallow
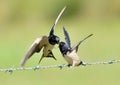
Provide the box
[59,27,93,67]
[20,6,66,66]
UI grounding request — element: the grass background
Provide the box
[0,0,120,85]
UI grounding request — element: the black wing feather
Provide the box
[63,27,71,48]
[49,6,66,36]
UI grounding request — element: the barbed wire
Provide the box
[0,59,120,73]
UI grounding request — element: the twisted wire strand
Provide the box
[0,60,120,73]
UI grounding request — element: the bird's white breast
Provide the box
[64,50,81,66]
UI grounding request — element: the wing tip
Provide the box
[88,34,93,37]
[20,55,29,67]
[20,58,26,67]
[63,26,66,32]
[62,5,67,12]
[63,26,67,35]
[49,5,67,35]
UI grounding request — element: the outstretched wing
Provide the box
[20,36,48,66]
[72,34,93,52]
[63,27,71,48]
[49,6,66,35]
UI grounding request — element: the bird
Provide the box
[59,27,93,67]
[20,6,66,66]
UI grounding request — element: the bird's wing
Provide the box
[63,27,71,48]
[72,34,93,52]
[20,36,48,66]
[49,6,66,35]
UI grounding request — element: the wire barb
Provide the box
[83,60,120,66]
[0,59,120,73]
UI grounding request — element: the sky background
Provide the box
[0,0,120,85]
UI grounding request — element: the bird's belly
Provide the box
[64,55,73,64]
[65,51,81,66]
[43,44,54,56]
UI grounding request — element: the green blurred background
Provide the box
[0,0,120,85]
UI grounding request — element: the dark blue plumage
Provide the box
[59,27,93,67]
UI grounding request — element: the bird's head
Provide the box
[59,42,71,56]
[48,35,60,45]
